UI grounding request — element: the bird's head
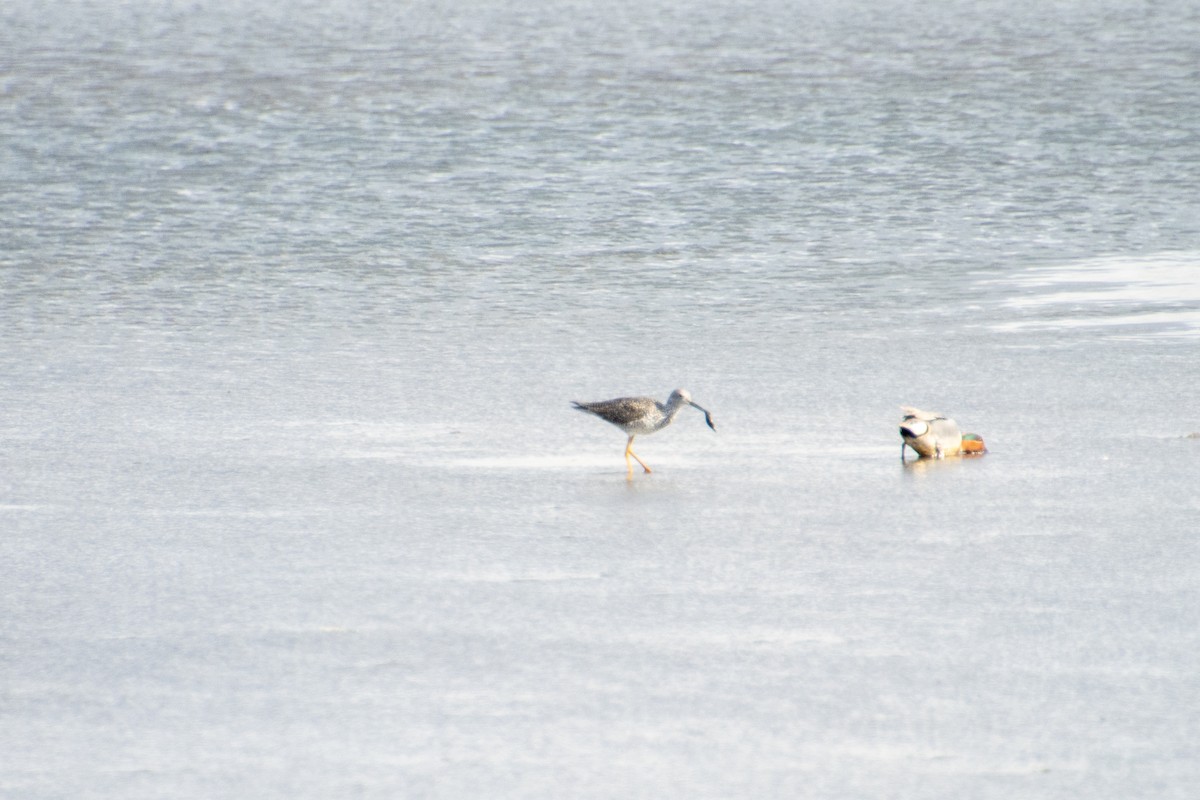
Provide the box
[670,388,716,431]
[668,388,693,405]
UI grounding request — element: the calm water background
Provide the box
[3,0,1199,797]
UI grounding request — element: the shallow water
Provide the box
[3,0,1200,797]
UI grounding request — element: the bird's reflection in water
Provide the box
[902,452,987,478]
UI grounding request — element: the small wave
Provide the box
[990,252,1200,339]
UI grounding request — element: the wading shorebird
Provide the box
[573,388,717,476]
[899,406,987,460]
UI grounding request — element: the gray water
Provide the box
[3,0,1200,797]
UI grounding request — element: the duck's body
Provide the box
[899,406,986,459]
[573,389,716,475]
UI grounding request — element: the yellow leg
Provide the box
[625,435,652,474]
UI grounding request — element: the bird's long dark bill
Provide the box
[692,403,717,431]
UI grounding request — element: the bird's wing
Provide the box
[900,406,943,421]
[572,396,656,426]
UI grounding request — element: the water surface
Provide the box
[2,0,1199,797]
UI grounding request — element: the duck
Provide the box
[899,406,986,459]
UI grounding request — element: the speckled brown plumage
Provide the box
[571,397,662,431]
[572,389,716,475]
